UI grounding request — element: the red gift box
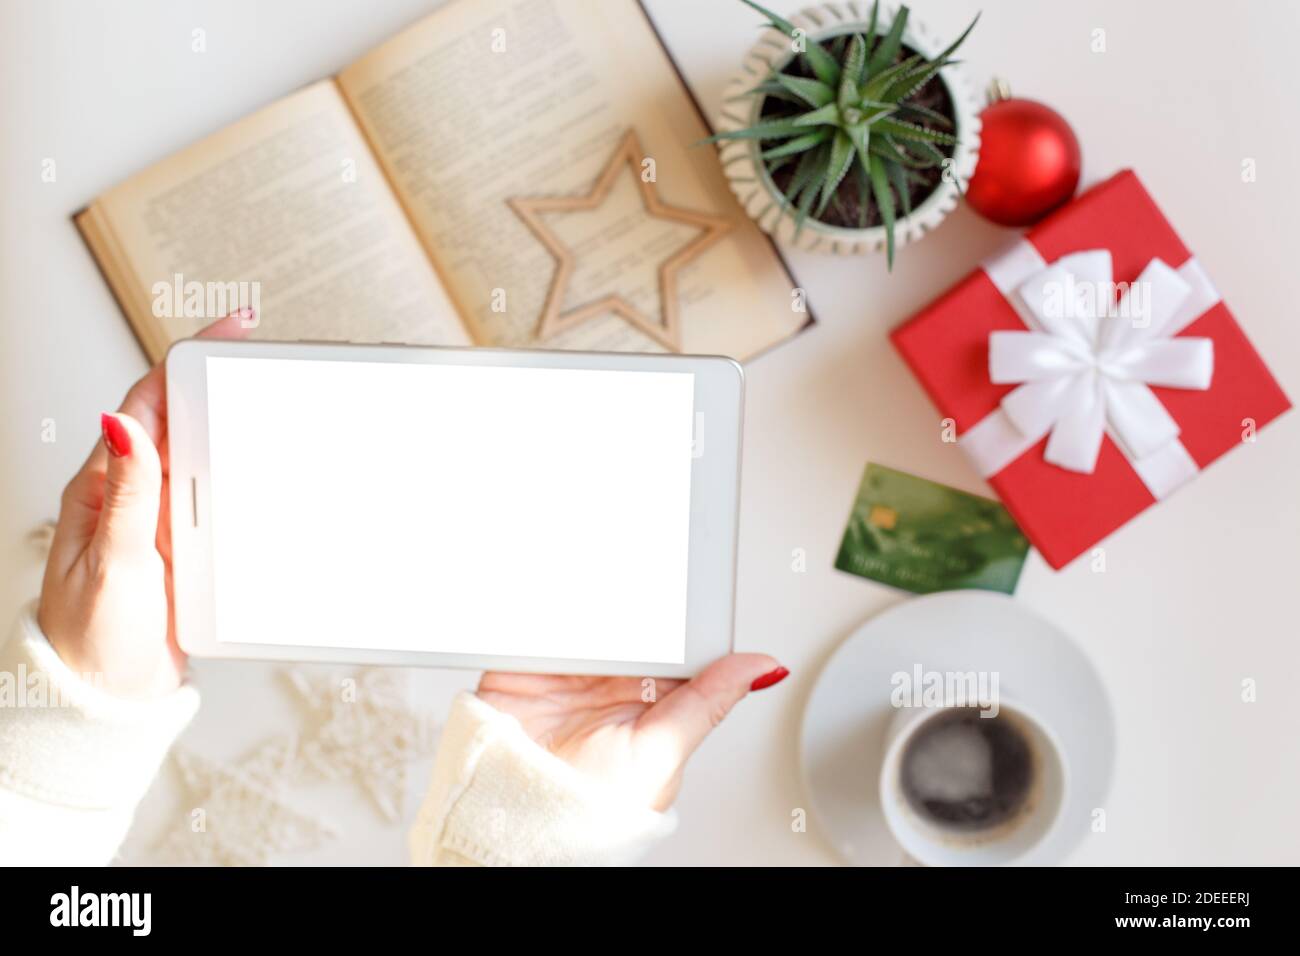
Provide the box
[891,170,1291,569]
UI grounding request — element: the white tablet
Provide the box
[164,339,743,677]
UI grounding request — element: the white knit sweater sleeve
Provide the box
[410,692,677,867]
[0,604,200,865]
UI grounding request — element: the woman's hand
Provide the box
[37,312,251,699]
[478,656,789,811]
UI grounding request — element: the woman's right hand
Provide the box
[478,656,789,812]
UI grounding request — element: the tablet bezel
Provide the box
[165,339,742,677]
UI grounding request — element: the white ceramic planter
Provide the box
[715,1,982,255]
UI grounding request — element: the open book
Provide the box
[76,0,811,364]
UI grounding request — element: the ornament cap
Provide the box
[986,77,1012,105]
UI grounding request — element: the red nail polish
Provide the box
[101,413,131,458]
[750,666,789,691]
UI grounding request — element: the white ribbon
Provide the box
[960,242,1222,499]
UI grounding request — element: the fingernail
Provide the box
[101,412,131,458]
[750,666,789,691]
[233,306,255,319]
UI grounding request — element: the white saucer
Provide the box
[799,591,1115,866]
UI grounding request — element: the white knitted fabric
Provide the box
[410,692,677,866]
[0,607,677,867]
[0,603,199,865]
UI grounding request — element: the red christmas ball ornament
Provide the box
[966,82,1082,227]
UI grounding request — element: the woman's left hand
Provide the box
[37,312,250,699]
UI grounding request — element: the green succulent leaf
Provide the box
[846,121,871,170]
[739,80,807,106]
[848,101,894,125]
[891,134,948,168]
[911,139,957,188]
[802,41,844,87]
[761,128,832,159]
[816,130,856,216]
[872,118,958,145]
[885,57,958,102]
[885,157,912,217]
[700,118,809,143]
[766,154,796,176]
[930,12,980,67]
[867,152,897,269]
[853,158,871,228]
[775,73,835,108]
[870,136,935,169]
[737,1,800,39]
[737,0,841,87]
[864,0,880,59]
[838,34,869,110]
[895,101,954,129]
[866,4,909,76]
[860,53,922,101]
[884,13,977,100]
[794,164,821,235]
[914,139,949,163]
[784,143,828,202]
[793,102,842,127]
[856,100,900,125]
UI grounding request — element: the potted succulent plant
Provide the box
[710,0,982,264]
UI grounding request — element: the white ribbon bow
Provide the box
[988,250,1214,474]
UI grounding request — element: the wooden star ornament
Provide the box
[508,130,731,352]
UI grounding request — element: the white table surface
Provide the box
[2,0,1297,866]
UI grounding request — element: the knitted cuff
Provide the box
[0,603,199,809]
[411,692,677,866]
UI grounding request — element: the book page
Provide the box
[338,0,807,359]
[89,80,469,362]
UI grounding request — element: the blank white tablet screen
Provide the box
[204,356,695,663]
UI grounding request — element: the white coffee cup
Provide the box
[879,698,1068,866]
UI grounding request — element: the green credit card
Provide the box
[834,463,1030,594]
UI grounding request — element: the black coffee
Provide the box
[899,707,1034,831]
